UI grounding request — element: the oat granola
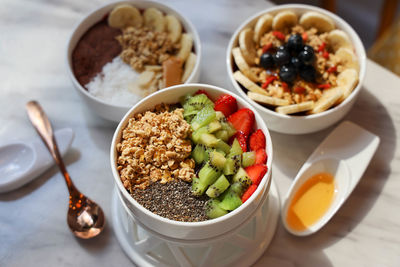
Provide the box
[116,104,195,191]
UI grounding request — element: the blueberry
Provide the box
[287,34,303,54]
[260,53,275,69]
[298,47,315,64]
[279,64,297,83]
[291,57,303,70]
[277,45,288,52]
[299,64,316,82]
[273,50,290,66]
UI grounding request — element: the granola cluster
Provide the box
[116,104,195,191]
[252,25,343,105]
[117,26,180,72]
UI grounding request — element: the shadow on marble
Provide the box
[0,148,81,201]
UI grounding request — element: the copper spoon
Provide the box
[26,101,105,239]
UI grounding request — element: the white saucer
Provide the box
[111,178,280,267]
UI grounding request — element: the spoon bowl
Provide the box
[26,100,105,239]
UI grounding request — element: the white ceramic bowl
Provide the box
[66,0,201,122]
[227,4,366,134]
[110,84,273,240]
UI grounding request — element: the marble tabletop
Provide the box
[1,0,400,266]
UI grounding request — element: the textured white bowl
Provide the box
[67,0,201,122]
[110,84,273,240]
[227,4,366,134]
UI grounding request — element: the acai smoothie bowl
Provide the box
[67,1,201,122]
[110,84,273,240]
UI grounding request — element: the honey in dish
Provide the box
[286,172,336,231]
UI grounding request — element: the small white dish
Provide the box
[0,128,74,193]
[282,121,380,236]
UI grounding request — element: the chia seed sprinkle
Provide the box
[130,180,209,222]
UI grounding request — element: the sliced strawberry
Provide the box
[255,148,267,164]
[194,89,212,100]
[241,184,257,203]
[249,129,266,151]
[214,94,238,117]
[245,164,268,185]
[235,131,248,152]
[227,108,255,136]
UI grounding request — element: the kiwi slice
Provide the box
[207,120,222,133]
[192,144,208,164]
[242,151,256,167]
[199,133,219,148]
[198,162,221,187]
[209,150,226,169]
[192,177,208,196]
[230,182,244,195]
[206,174,230,198]
[179,93,193,106]
[183,93,214,111]
[218,188,242,211]
[232,167,252,188]
[216,139,231,154]
[223,154,241,175]
[191,105,216,131]
[215,130,229,142]
[191,126,208,144]
[205,199,228,219]
[229,138,243,156]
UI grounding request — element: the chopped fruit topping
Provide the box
[322,51,329,59]
[282,82,290,92]
[228,108,255,137]
[327,65,337,73]
[214,94,238,117]
[249,129,266,151]
[255,148,267,164]
[262,43,273,53]
[302,32,308,41]
[262,76,277,89]
[194,89,212,99]
[241,184,257,203]
[272,31,286,41]
[235,131,248,152]
[245,164,268,185]
[293,86,306,94]
[317,83,331,89]
[317,42,326,52]
[260,53,275,69]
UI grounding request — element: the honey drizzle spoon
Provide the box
[26,101,105,239]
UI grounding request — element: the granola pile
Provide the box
[116,104,195,191]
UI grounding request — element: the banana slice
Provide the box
[145,65,163,72]
[232,47,258,82]
[254,14,273,44]
[335,47,359,71]
[309,87,343,114]
[272,11,297,31]
[248,91,290,106]
[182,52,197,82]
[327,29,352,51]
[234,71,267,96]
[176,33,193,62]
[239,28,257,65]
[336,68,359,103]
[300,11,335,33]
[276,101,314,114]
[108,4,143,29]
[138,71,155,89]
[143,7,165,32]
[166,14,182,43]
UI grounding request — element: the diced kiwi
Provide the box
[192,177,208,196]
[209,150,226,169]
[229,139,243,156]
[206,175,230,198]
[216,139,231,154]
[205,199,228,219]
[214,130,229,142]
[230,182,244,195]
[218,188,243,211]
[183,93,214,112]
[199,133,219,148]
[179,93,193,106]
[198,162,221,187]
[192,144,207,164]
[232,167,252,189]
[215,111,225,120]
[191,105,216,131]
[223,154,241,175]
[242,151,256,167]
[191,126,208,143]
[221,121,237,138]
[207,120,222,133]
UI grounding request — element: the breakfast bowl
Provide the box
[67,0,201,122]
[110,84,273,240]
[227,4,366,134]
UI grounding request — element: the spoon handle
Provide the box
[26,101,76,193]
